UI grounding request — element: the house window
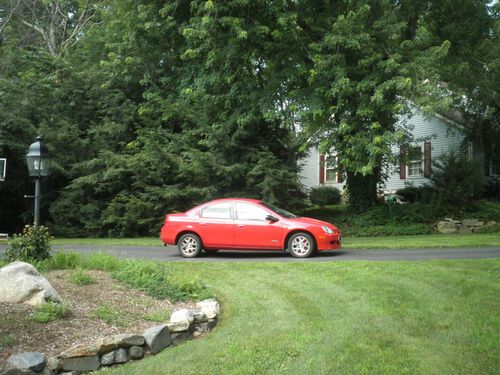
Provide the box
[406,145,423,178]
[324,155,343,183]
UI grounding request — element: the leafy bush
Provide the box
[32,301,71,323]
[70,269,95,285]
[474,223,500,234]
[430,151,485,208]
[309,186,341,206]
[5,225,52,262]
[396,185,436,203]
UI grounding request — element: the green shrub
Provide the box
[430,151,485,208]
[396,185,436,203]
[5,225,52,262]
[474,223,500,234]
[32,301,71,323]
[309,186,341,206]
[70,269,95,285]
[342,224,433,237]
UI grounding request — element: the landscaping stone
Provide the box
[58,344,98,359]
[143,325,172,354]
[169,309,194,331]
[191,308,208,323]
[437,221,458,233]
[100,348,128,366]
[461,219,479,226]
[171,331,192,345]
[6,352,46,373]
[195,299,220,319]
[0,262,61,305]
[128,346,144,360]
[195,319,218,334]
[46,357,62,372]
[99,352,114,366]
[459,226,472,234]
[114,349,128,364]
[167,321,190,333]
[60,355,100,372]
[109,334,145,348]
[0,367,37,375]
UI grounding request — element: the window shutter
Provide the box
[399,146,406,179]
[319,154,325,184]
[424,141,431,178]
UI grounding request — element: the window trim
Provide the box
[406,143,424,178]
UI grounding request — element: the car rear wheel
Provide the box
[178,233,202,258]
[288,232,315,258]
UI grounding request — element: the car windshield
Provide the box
[260,202,298,218]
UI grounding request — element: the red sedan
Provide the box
[160,198,341,258]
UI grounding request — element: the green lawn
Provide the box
[104,259,499,374]
[52,232,500,249]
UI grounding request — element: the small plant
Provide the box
[142,309,171,322]
[32,301,71,323]
[396,185,436,204]
[70,269,95,285]
[5,225,52,263]
[0,334,16,347]
[309,186,341,206]
[91,304,132,327]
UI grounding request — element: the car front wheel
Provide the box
[177,233,202,258]
[288,232,315,258]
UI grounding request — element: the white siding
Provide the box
[384,112,465,191]
[299,147,320,191]
[298,110,466,192]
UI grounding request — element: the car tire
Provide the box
[288,232,315,258]
[177,233,202,258]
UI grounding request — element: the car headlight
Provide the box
[322,226,333,234]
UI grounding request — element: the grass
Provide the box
[0,334,16,347]
[342,233,500,249]
[49,232,500,250]
[69,268,95,285]
[91,303,134,327]
[142,309,172,323]
[102,259,499,375]
[32,301,71,323]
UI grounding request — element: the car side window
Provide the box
[200,202,231,219]
[235,202,269,221]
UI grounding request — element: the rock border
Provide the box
[436,218,496,234]
[1,299,220,375]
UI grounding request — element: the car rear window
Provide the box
[200,202,231,219]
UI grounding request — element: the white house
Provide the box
[299,110,467,193]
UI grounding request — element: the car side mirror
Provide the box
[266,214,279,222]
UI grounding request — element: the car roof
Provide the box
[203,198,262,204]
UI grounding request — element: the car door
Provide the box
[195,201,234,248]
[234,202,283,249]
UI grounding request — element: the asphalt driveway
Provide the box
[1,244,498,262]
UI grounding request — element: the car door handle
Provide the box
[199,222,207,226]
[237,224,245,228]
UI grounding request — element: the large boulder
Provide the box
[6,352,46,373]
[0,262,61,305]
[437,221,458,234]
[143,325,172,354]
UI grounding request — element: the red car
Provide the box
[160,198,341,258]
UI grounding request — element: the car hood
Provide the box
[288,216,335,228]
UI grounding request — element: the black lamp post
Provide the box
[26,136,51,227]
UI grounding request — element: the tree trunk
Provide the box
[345,171,378,212]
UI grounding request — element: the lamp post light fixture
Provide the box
[26,135,51,227]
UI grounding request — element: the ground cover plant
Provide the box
[100,259,499,375]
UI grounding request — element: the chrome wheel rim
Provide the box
[180,236,198,255]
[290,235,311,256]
